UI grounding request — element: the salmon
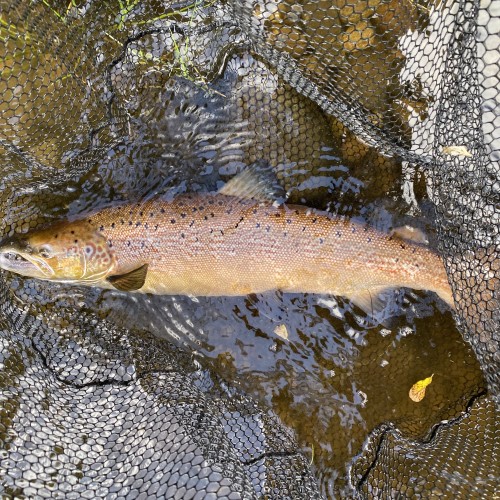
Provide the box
[0,166,454,317]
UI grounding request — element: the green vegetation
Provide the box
[111,0,223,96]
[1,1,222,94]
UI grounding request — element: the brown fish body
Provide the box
[83,193,453,307]
[0,162,454,312]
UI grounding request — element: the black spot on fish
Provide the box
[336,231,342,237]
[129,211,133,216]
[88,219,92,223]
[210,212,215,218]
[313,218,317,223]
[74,239,78,244]
[150,213,154,217]
[389,236,393,241]
[220,230,224,235]
[266,226,270,232]
[351,227,356,233]
[71,230,75,234]
[302,226,306,232]
[218,201,224,206]
[199,206,204,210]
[109,242,113,248]
[400,243,406,249]
[121,219,124,225]
[235,217,244,229]
[283,232,288,237]
[127,241,131,247]
[154,224,158,231]
[253,209,258,215]
[226,209,232,214]
[181,213,186,218]
[144,223,149,230]
[193,207,198,212]
[189,221,195,227]
[395,257,399,262]
[141,242,145,249]
[136,222,141,227]
[319,238,324,244]
[286,219,291,224]
[139,212,143,217]
[99,226,104,232]
[275,213,280,218]
[295,210,299,215]
[181,233,185,238]
[412,248,416,254]
[415,263,420,268]
[204,215,208,221]
[161,208,165,214]
[171,219,176,224]
[367,237,371,242]
[111,223,115,228]
[256,223,261,228]
[55,234,58,239]
[208,200,214,205]
[129,221,133,226]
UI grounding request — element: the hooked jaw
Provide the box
[0,235,54,278]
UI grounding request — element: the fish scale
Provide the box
[82,193,454,309]
[0,168,454,317]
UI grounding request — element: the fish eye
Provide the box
[38,245,53,258]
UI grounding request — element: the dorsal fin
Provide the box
[107,264,148,291]
[390,226,428,245]
[218,160,287,203]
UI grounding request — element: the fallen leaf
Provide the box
[273,324,289,340]
[409,374,434,402]
[441,145,472,157]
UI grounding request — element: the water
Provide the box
[0,3,486,496]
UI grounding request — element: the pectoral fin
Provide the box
[107,263,148,291]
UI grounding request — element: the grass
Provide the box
[110,0,224,96]
[1,1,223,95]
[40,0,80,23]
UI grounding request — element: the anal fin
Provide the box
[349,287,399,327]
[107,263,148,291]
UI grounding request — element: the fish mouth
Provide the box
[0,251,41,274]
[0,244,55,279]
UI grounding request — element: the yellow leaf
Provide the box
[409,374,434,402]
[441,145,472,157]
[273,324,289,340]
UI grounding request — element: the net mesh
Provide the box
[0,0,499,498]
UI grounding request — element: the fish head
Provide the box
[0,221,115,284]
